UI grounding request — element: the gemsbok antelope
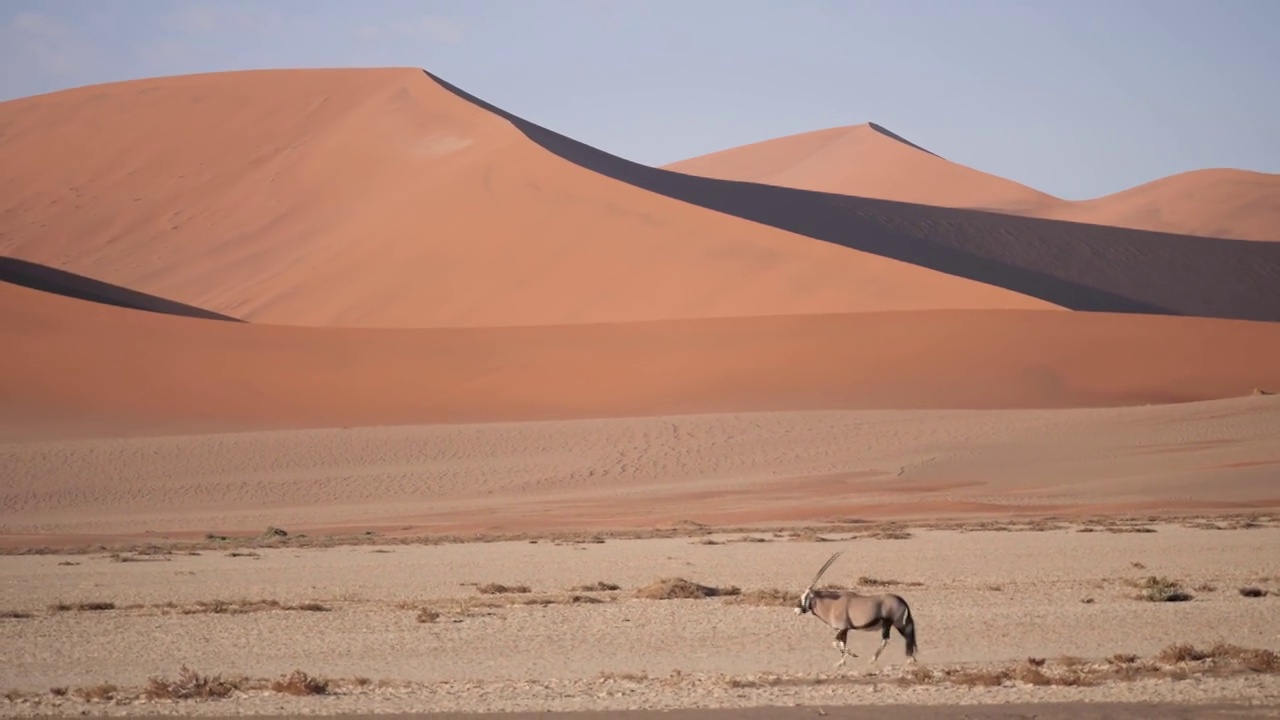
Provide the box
[795,550,918,667]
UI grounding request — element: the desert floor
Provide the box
[2,518,1279,716]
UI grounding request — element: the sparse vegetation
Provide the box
[1130,576,1193,602]
[270,670,329,696]
[143,666,242,700]
[1239,586,1269,598]
[634,577,741,600]
[475,583,532,595]
[857,576,925,588]
[6,511,1275,556]
[415,608,440,623]
[0,610,33,619]
[724,588,794,606]
[569,581,621,592]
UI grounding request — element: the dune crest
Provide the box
[0,68,1051,329]
[1025,168,1280,242]
[667,126,1280,243]
[664,122,1060,213]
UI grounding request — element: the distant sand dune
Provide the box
[0,68,1050,328]
[427,71,1280,321]
[1026,168,1280,242]
[663,122,1059,213]
[665,125,1280,243]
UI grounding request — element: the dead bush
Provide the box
[634,577,741,600]
[143,666,242,700]
[725,588,794,606]
[475,583,532,595]
[270,670,329,696]
[1132,576,1193,602]
[569,582,621,592]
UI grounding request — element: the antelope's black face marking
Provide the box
[796,590,812,615]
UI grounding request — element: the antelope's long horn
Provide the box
[807,550,843,590]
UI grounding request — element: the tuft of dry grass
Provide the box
[475,583,532,595]
[724,588,794,607]
[269,670,329,696]
[49,601,115,612]
[1239,586,1269,598]
[0,610,33,619]
[1130,575,1193,602]
[569,581,621,592]
[173,599,330,615]
[857,576,925,588]
[143,666,244,701]
[634,577,741,600]
[416,608,440,623]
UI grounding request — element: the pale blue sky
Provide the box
[2,0,1276,200]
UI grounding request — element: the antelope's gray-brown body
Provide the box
[794,551,919,667]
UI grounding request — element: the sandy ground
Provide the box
[1,523,1279,716]
[4,396,1280,545]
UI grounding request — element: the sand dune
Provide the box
[432,72,1280,321]
[4,280,1280,443]
[663,123,1059,213]
[0,68,1050,328]
[666,126,1280,243]
[1026,168,1280,242]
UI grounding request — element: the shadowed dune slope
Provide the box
[668,127,1280,244]
[1025,169,1280,242]
[0,68,1051,329]
[663,123,1059,213]
[427,71,1280,322]
[4,281,1280,440]
[0,256,241,321]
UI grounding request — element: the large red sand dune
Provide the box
[666,126,1280,243]
[4,280,1279,441]
[0,68,1051,328]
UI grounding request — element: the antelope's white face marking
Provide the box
[796,589,812,614]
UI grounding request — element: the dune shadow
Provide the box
[424,71,1280,323]
[0,256,243,322]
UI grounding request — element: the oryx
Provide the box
[795,550,918,667]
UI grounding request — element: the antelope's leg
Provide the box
[870,620,892,663]
[832,628,853,667]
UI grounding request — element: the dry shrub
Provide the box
[416,608,440,623]
[270,670,329,696]
[0,610,32,619]
[634,577,741,600]
[292,602,330,612]
[788,531,833,542]
[143,666,242,700]
[857,576,925,588]
[1132,576,1193,602]
[1157,642,1279,672]
[866,529,914,540]
[569,582,621,592]
[1193,582,1217,593]
[725,588,794,606]
[1239,586,1269,598]
[476,583,531,595]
